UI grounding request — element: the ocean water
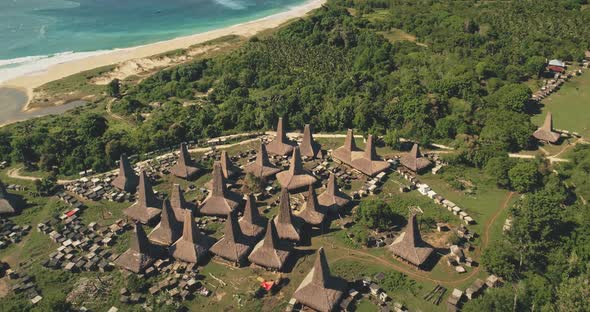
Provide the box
[0,0,306,70]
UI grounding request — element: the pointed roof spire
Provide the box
[245,141,281,179]
[211,162,226,197]
[266,117,295,156]
[111,153,139,192]
[311,247,331,287]
[239,194,267,238]
[114,222,158,273]
[298,185,325,226]
[248,217,292,271]
[220,150,238,179]
[170,142,201,179]
[170,209,210,264]
[210,210,252,264]
[170,184,194,222]
[317,173,351,213]
[387,212,434,267]
[276,147,317,191]
[533,111,561,144]
[364,134,376,161]
[148,199,182,246]
[332,129,357,165]
[300,124,322,158]
[344,129,357,152]
[274,188,300,241]
[400,143,432,173]
[262,217,280,249]
[200,161,242,216]
[123,171,161,224]
[130,222,150,253]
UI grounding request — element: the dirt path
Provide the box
[6,167,73,184]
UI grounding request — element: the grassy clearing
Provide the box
[532,70,590,137]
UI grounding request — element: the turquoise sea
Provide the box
[0,0,306,64]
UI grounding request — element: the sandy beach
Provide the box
[0,0,325,110]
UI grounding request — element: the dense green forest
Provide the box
[1,0,589,175]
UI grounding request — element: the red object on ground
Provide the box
[261,281,274,291]
[65,210,77,217]
[547,65,565,73]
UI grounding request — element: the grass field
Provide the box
[532,70,590,138]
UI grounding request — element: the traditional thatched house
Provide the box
[170,184,196,223]
[332,131,388,176]
[274,188,300,242]
[293,248,346,312]
[238,194,267,239]
[0,182,17,215]
[276,147,317,191]
[111,154,138,193]
[297,185,325,227]
[123,171,161,224]
[244,142,281,179]
[299,124,322,159]
[199,162,242,216]
[170,142,201,179]
[387,213,433,268]
[248,217,291,271]
[170,209,210,264]
[114,223,159,273]
[210,210,253,265]
[317,173,351,213]
[266,117,295,156]
[400,144,432,173]
[148,199,182,246]
[220,151,239,179]
[533,112,560,144]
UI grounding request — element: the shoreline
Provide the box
[0,0,325,111]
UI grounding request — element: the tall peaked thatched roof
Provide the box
[148,200,182,246]
[317,173,350,213]
[400,144,432,173]
[115,223,158,273]
[123,171,161,224]
[297,185,325,226]
[220,151,239,179]
[332,129,358,163]
[276,147,317,191]
[170,209,210,263]
[533,112,561,144]
[387,213,433,267]
[274,188,300,241]
[238,194,267,239]
[244,141,281,179]
[248,217,291,271]
[200,162,242,216]
[293,248,346,312]
[0,182,17,215]
[170,142,201,179]
[111,154,138,192]
[170,184,196,223]
[266,117,295,156]
[299,124,322,159]
[210,210,252,264]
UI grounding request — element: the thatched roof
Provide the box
[170,209,210,264]
[317,173,350,213]
[400,144,432,173]
[332,131,389,176]
[124,171,161,224]
[115,223,158,273]
[170,184,196,223]
[276,147,317,191]
[533,112,560,144]
[170,142,201,179]
[266,117,296,156]
[293,248,346,312]
[297,185,325,226]
[199,162,242,216]
[220,151,239,179]
[299,124,322,159]
[238,194,267,239]
[274,188,300,242]
[244,141,281,179]
[387,213,433,267]
[210,210,252,264]
[0,183,17,215]
[248,217,291,271]
[148,199,182,246]
[111,154,138,193]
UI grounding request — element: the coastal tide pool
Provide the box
[0,0,306,62]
